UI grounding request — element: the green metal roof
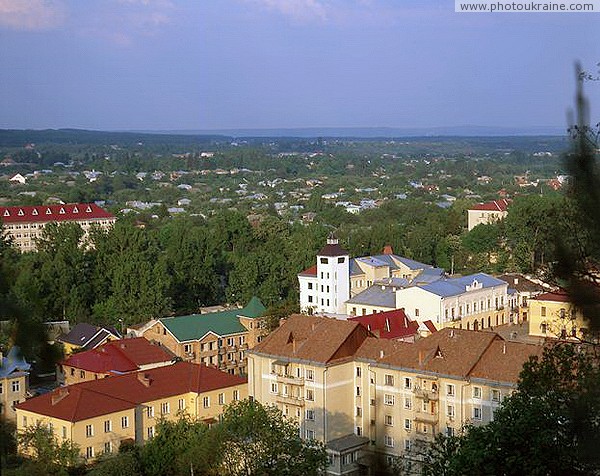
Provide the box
[160,297,266,342]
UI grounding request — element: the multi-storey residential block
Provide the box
[1,347,30,422]
[0,203,116,252]
[528,290,588,339]
[141,297,267,375]
[299,238,443,316]
[16,362,247,461]
[497,273,549,323]
[394,273,509,330]
[467,198,510,231]
[57,337,176,385]
[247,315,541,473]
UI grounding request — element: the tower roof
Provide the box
[318,232,348,257]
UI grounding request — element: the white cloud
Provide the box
[245,0,329,22]
[0,0,66,30]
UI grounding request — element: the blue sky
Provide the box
[0,0,598,131]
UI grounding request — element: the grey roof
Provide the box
[0,347,31,378]
[419,273,506,298]
[356,256,389,268]
[327,434,370,453]
[58,323,120,348]
[413,267,445,284]
[349,258,363,276]
[346,285,397,308]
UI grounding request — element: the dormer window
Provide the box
[86,206,92,212]
[46,208,52,215]
[59,207,66,214]
[32,209,38,216]
[73,206,79,213]
[18,209,24,216]
[3,210,10,217]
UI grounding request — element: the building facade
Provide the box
[141,297,267,376]
[1,347,30,422]
[247,315,541,472]
[0,203,116,252]
[467,199,510,231]
[16,362,247,461]
[528,290,588,339]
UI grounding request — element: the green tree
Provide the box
[217,399,328,476]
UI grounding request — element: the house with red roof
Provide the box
[528,289,588,339]
[57,337,176,385]
[348,308,420,342]
[16,362,247,461]
[0,203,115,252]
[467,198,511,231]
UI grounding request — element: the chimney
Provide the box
[514,278,519,285]
[382,245,394,255]
[502,342,506,354]
[449,329,455,338]
[379,350,384,359]
[137,372,152,387]
[51,387,69,405]
[418,349,424,366]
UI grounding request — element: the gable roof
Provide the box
[160,297,266,342]
[418,273,506,298]
[251,314,371,364]
[299,264,317,277]
[60,337,174,374]
[0,203,114,224]
[532,290,571,303]
[58,323,120,348]
[349,308,419,340]
[346,285,397,308]
[0,347,31,378]
[16,362,246,422]
[496,273,547,294]
[470,198,510,212]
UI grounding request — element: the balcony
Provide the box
[275,393,305,407]
[413,387,438,401]
[275,373,304,386]
[414,411,438,424]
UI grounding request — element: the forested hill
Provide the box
[0,129,230,147]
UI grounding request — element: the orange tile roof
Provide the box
[470,198,511,212]
[251,314,371,364]
[16,362,246,422]
[469,340,543,383]
[349,308,419,340]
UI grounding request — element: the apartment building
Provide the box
[57,337,175,385]
[141,297,267,375]
[528,290,588,339]
[1,347,30,422]
[467,198,510,231]
[298,237,443,316]
[247,315,541,473]
[0,203,116,252]
[16,362,247,461]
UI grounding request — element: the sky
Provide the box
[0,0,599,131]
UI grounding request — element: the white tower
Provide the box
[316,232,350,314]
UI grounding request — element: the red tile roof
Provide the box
[16,362,246,422]
[470,198,511,212]
[0,203,114,224]
[348,308,419,340]
[60,337,174,374]
[532,290,571,303]
[298,265,317,277]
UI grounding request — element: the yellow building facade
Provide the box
[528,290,588,339]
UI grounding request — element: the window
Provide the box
[385,415,394,426]
[414,308,419,317]
[85,424,94,437]
[306,389,314,401]
[306,409,315,421]
[80,370,85,379]
[491,389,501,402]
[104,420,112,433]
[271,383,278,394]
[147,406,154,418]
[178,398,185,410]
[147,427,154,439]
[62,426,67,438]
[404,377,412,389]
[384,435,394,448]
[320,257,328,264]
[473,386,482,399]
[22,415,27,427]
[308,282,313,290]
[541,306,547,317]
[86,447,94,459]
[160,402,170,415]
[308,296,313,303]
[446,426,455,437]
[446,384,455,397]
[11,381,20,392]
[203,397,210,408]
[384,374,394,386]
[233,390,240,401]
[306,429,316,439]
[356,426,362,436]
[404,397,412,410]
[473,407,482,420]
[219,393,225,405]
[403,419,411,430]
[121,416,129,428]
[404,439,412,451]
[184,343,193,354]
[0,383,3,394]
[356,386,361,396]
[447,404,455,418]
[104,442,112,454]
[338,257,345,263]
[306,369,314,381]
[356,366,361,378]
[384,394,394,405]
